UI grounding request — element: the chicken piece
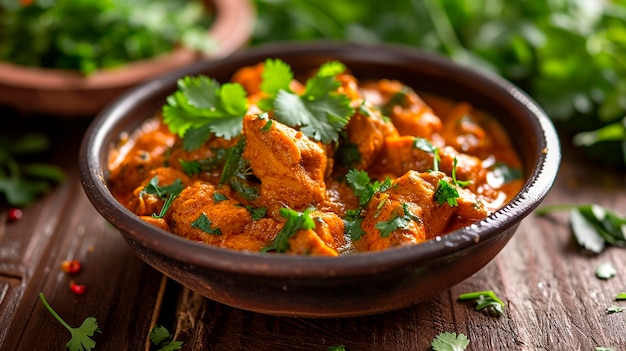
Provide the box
[362,79,442,138]
[368,136,487,192]
[125,167,190,219]
[242,114,328,211]
[354,171,487,252]
[343,107,399,169]
[108,118,176,201]
[439,102,490,156]
[139,216,170,232]
[285,210,345,256]
[170,182,272,251]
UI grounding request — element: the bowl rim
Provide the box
[80,41,561,279]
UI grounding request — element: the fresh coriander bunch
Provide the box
[0,0,215,75]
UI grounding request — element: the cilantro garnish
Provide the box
[596,347,616,351]
[374,203,421,238]
[344,208,366,241]
[413,137,440,171]
[149,325,183,351]
[212,193,228,203]
[262,208,316,253]
[162,75,249,149]
[272,61,355,143]
[219,137,259,201]
[606,306,624,314]
[191,213,222,235]
[0,133,65,207]
[243,205,267,220]
[258,58,293,111]
[327,346,347,351]
[616,293,626,300]
[458,290,505,316]
[535,204,626,253]
[38,292,101,351]
[142,176,185,219]
[345,169,392,206]
[430,332,470,351]
[451,157,470,188]
[179,159,202,176]
[434,180,459,207]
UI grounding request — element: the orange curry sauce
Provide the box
[108,62,523,256]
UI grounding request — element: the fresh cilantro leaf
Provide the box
[262,208,316,253]
[595,262,617,280]
[212,193,228,203]
[179,159,201,176]
[596,347,615,351]
[451,157,470,188]
[191,213,221,235]
[345,169,392,206]
[273,63,354,144]
[616,293,626,300]
[413,138,440,171]
[535,204,626,253]
[258,58,293,111]
[434,180,459,207]
[430,332,470,351]
[219,137,259,201]
[142,176,185,219]
[344,208,366,241]
[335,142,362,169]
[606,306,624,314]
[327,346,347,351]
[243,205,267,220]
[39,292,101,351]
[162,75,248,146]
[458,290,505,316]
[149,325,184,351]
[260,119,273,132]
[374,203,421,238]
[375,214,410,238]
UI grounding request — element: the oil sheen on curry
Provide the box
[108,59,523,256]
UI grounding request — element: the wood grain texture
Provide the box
[1,116,624,351]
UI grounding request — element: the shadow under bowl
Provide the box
[79,42,561,318]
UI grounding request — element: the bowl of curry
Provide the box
[79,42,560,317]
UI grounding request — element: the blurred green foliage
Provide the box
[252,0,626,168]
[0,0,214,75]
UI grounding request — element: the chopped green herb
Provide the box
[615,293,626,300]
[375,213,409,238]
[219,138,259,201]
[595,262,617,280]
[335,140,362,169]
[272,61,354,143]
[0,133,65,207]
[451,157,470,188]
[344,208,366,241]
[191,213,221,235]
[162,75,249,147]
[430,332,470,351]
[490,162,523,184]
[38,292,101,351]
[535,204,626,253]
[374,203,421,238]
[595,348,615,351]
[413,137,440,171]
[243,205,267,220]
[212,193,228,204]
[179,159,202,176]
[434,179,459,207]
[149,325,183,351]
[327,346,347,351]
[262,208,316,253]
[142,177,185,219]
[260,119,273,132]
[458,290,505,316]
[345,169,392,206]
[606,306,624,314]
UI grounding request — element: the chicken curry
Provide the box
[108,59,523,256]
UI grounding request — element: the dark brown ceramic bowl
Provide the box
[79,42,560,317]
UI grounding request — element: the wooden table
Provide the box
[1,113,625,351]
